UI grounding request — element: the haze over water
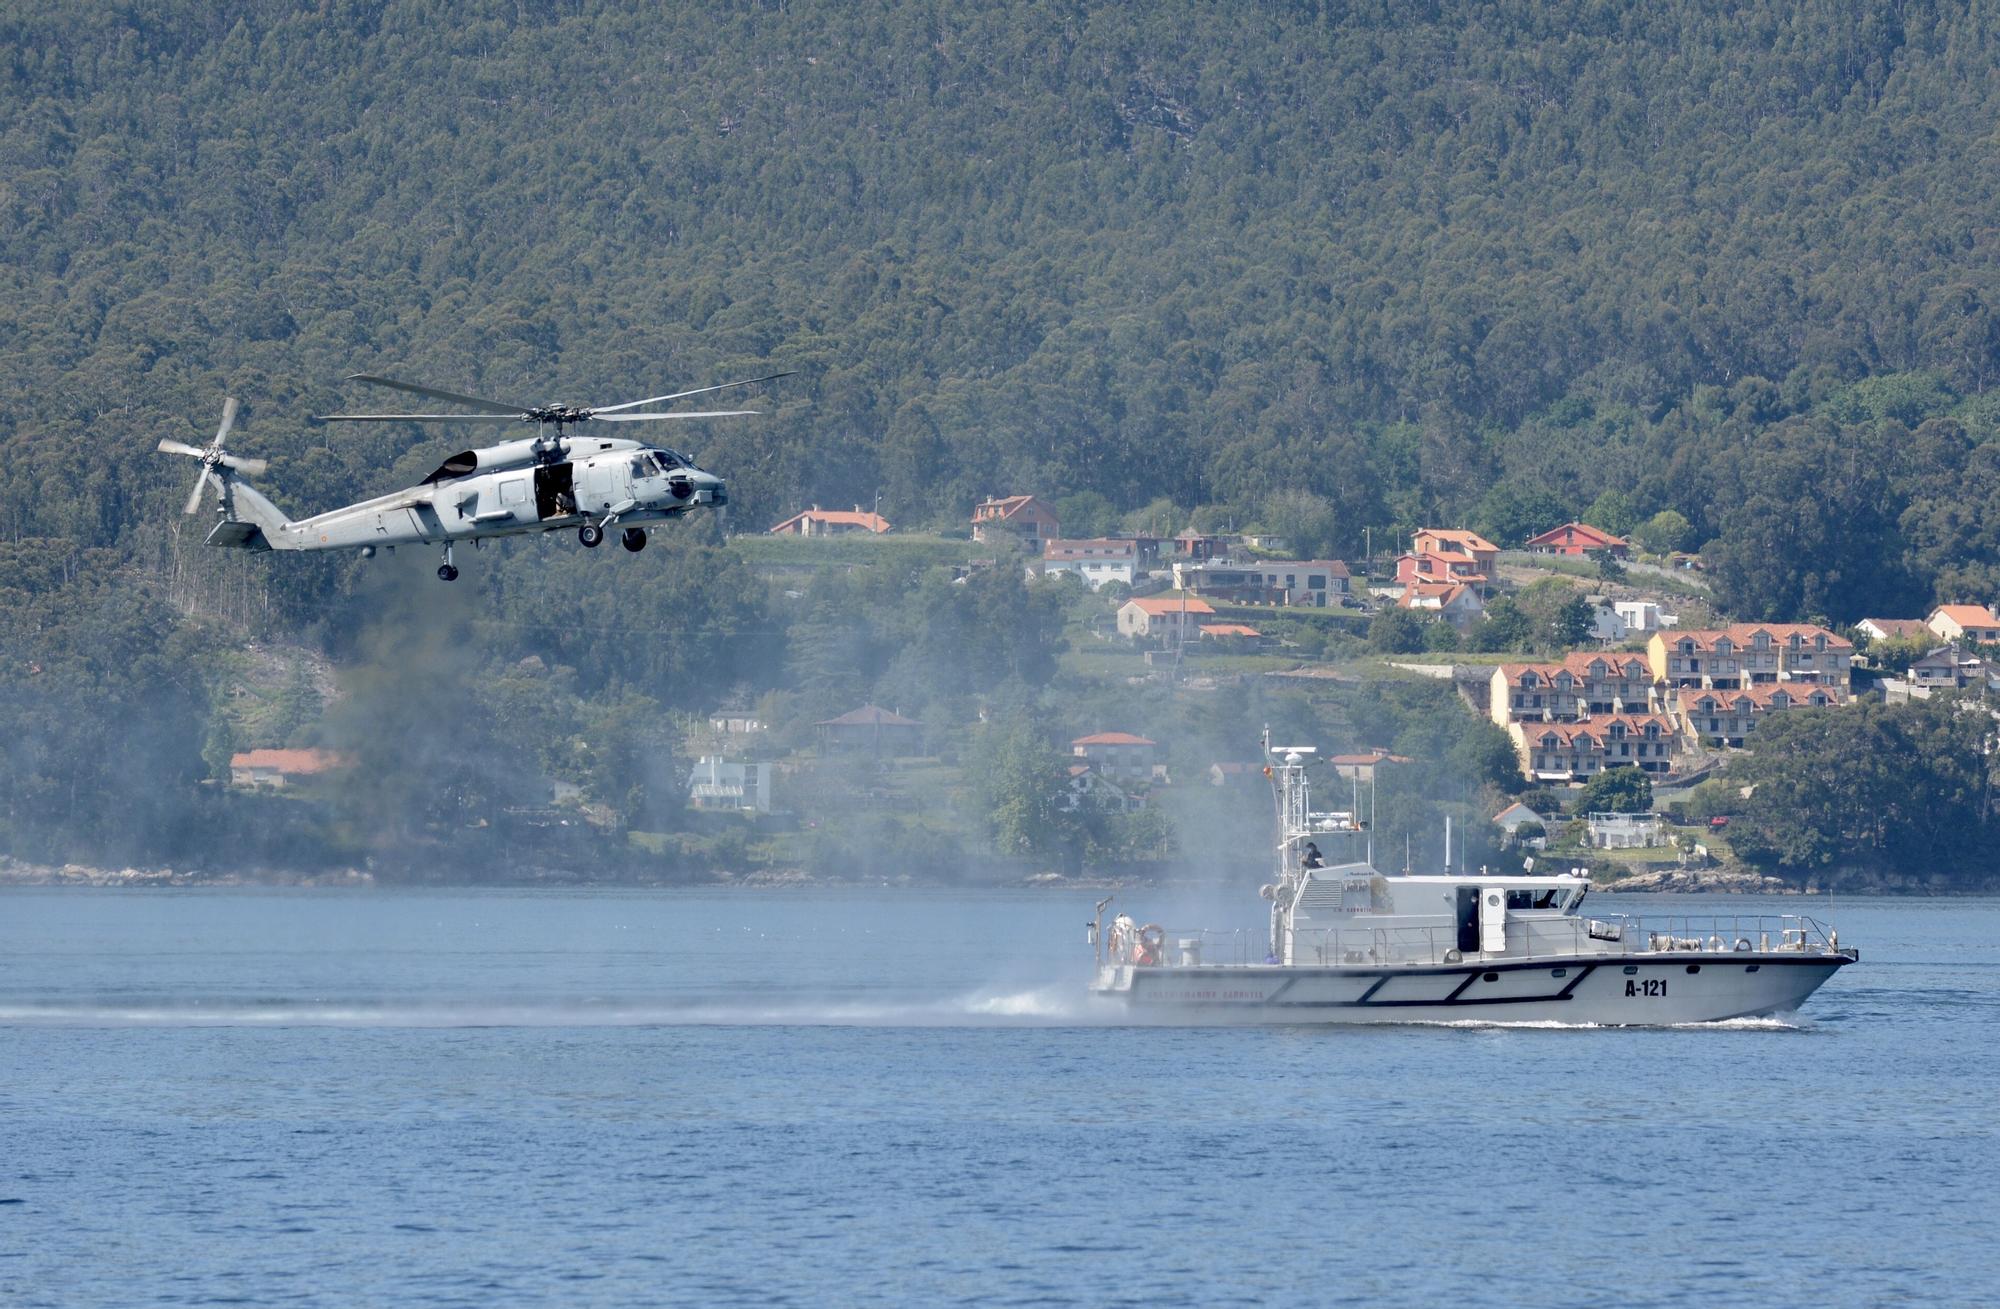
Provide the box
[1,888,1992,1307]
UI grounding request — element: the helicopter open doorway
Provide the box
[533,461,576,520]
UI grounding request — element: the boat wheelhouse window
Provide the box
[1533,890,1561,909]
[1505,890,1536,909]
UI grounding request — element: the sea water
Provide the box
[0,887,1992,1307]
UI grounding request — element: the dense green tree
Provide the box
[1632,511,1694,556]
[1573,766,1652,816]
[1367,607,1424,655]
[1727,698,1997,880]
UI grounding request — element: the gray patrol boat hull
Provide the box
[1093,952,1850,1025]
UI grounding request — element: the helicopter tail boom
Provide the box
[209,478,303,550]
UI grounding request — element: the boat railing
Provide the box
[1116,914,1847,968]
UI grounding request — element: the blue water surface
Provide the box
[0,888,1991,1307]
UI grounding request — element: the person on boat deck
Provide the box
[1302,842,1324,869]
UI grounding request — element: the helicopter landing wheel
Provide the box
[621,527,647,553]
[579,523,604,548]
[437,564,458,582]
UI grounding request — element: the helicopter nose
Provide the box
[696,470,726,506]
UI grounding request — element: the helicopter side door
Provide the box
[533,463,576,520]
[574,456,628,517]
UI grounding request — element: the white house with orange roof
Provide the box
[229,748,353,789]
[1071,732,1165,786]
[1398,579,1485,628]
[769,505,891,536]
[1040,538,1138,589]
[1396,529,1500,595]
[1523,522,1630,557]
[1857,617,1927,643]
[1116,594,1215,641]
[1927,604,2000,645]
[972,495,1061,547]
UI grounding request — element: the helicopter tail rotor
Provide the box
[159,396,268,514]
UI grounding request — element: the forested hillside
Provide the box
[7,1,2000,878]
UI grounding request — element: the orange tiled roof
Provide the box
[1400,580,1477,608]
[1525,713,1674,745]
[1931,604,2000,627]
[1417,529,1500,554]
[1074,731,1156,747]
[1662,624,1853,652]
[769,508,890,533]
[230,748,352,775]
[975,495,1054,522]
[1124,595,1217,616]
[1683,685,1843,711]
[1199,623,1262,638]
[1523,522,1629,550]
[1328,751,1414,766]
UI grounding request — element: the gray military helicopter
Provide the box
[160,371,787,580]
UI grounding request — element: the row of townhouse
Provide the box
[1646,624,1854,688]
[1675,684,1844,748]
[1488,625,1855,780]
[1513,714,1681,781]
[1487,654,1656,727]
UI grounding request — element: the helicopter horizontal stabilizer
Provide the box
[205,519,270,551]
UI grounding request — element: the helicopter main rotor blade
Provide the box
[591,409,761,422]
[342,374,530,416]
[184,466,214,515]
[219,454,268,476]
[317,412,524,424]
[158,438,207,458]
[214,396,239,444]
[588,371,796,415]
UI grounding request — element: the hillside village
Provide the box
[192,489,2000,889]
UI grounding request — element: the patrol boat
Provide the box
[1088,740,1857,1025]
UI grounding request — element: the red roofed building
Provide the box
[229,748,353,789]
[1116,593,1215,641]
[1510,713,1679,782]
[1197,622,1263,650]
[1040,538,1138,589]
[1523,522,1630,557]
[1397,529,1500,594]
[1488,654,1653,726]
[1673,684,1845,748]
[1327,750,1413,782]
[1647,625,1854,689]
[1856,618,1927,642]
[769,505,891,536]
[1071,731,1163,786]
[972,495,1060,547]
[1398,579,1485,628]
[815,704,924,754]
[1927,604,2000,645]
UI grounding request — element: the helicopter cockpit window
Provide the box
[630,455,654,478]
[650,450,684,472]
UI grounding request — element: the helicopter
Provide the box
[160,371,788,580]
